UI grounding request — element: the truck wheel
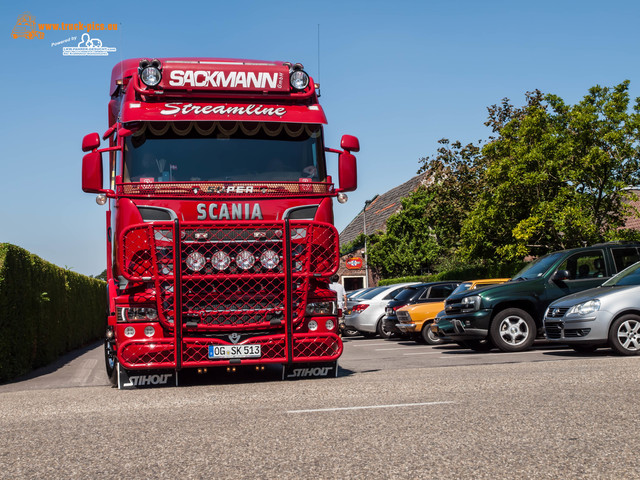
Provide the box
[490,308,536,352]
[461,339,494,352]
[609,315,640,356]
[377,318,393,339]
[420,322,443,345]
[104,339,118,386]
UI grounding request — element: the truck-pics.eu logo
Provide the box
[11,12,43,39]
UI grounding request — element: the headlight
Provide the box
[120,307,158,322]
[567,299,601,316]
[140,66,162,87]
[306,301,337,315]
[260,250,280,269]
[461,295,481,312]
[211,251,231,271]
[290,70,309,90]
[186,252,206,272]
[235,250,256,270]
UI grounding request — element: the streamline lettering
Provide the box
[169,70,280,89]
[160,103,287,117]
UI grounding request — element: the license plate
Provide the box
[208,344,261,359]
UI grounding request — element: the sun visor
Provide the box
[120,101,327,124]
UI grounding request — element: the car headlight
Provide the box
[306,301,337,316]
[567,299,601,316]
[461,295,481,312]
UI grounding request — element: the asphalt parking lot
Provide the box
[1,337,638,479]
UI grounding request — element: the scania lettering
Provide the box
[81,58,359,389]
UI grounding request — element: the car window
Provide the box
[383,286,405,299]
[358,286,387,300]
[393,287,420,302]
[427,284,456,299]
[451,282,472,296]
[612,247,640,272]
[603,261,640,286]
[557,250,606,280]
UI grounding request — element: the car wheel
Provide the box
[609,314,640,356]
[420,322,443,345]
[490,308,536,352]
[571,345,598,354]
[104,339,118,386]
[377,318,393,339]
[461,339,494,352]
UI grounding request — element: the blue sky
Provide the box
[2,0,640,276]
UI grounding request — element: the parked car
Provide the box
[382,281,461,340]
[344,283,418,337]
[396,278,509,344]
[544,260,640,355]
[433,243,640,352]
[345,287,376,315]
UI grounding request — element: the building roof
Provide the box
[624,188,640,230]
[340,173,430,246]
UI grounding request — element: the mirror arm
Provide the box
[324,147,343,155]
[102,124,118,141]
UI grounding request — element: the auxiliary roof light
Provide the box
[290,70,309,91]
[139,58,162,87]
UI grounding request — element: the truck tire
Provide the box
[420,321,443,345]
[104,339,118,386]
[489,308,536,352]
[608,314,640,356]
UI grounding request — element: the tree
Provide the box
[461,82,640,261]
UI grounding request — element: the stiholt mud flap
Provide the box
[118,364,178,390]
[283,362,339,380]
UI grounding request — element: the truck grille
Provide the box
[121,220,338,331]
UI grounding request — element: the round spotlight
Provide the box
[235,250,256,270]
[144,326,155,337]
[140,66,162,87]
[145,308,158,321]
[290,70,309,90]
[260,250,280,269]
[124,326,135,338]
[325,319,335,331]
[96,194,107,205]
[308,320,318,331]
[337,192,349,204]
[211,251,231,271]
[186,252,205,272]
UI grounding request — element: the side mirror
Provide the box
[82,132,100,152]
[340,134,360,153]
[82,151,104,193]
[337,152,357,192]
[551,270,570,283]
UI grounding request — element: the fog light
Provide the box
[326,319,335,330]
[337,193,348,204]
[308,320,318,331]
[186,252,206,271]
[260,250,279,269]
[212,251,231,271]
[96,194,107,205]
[124,326,135,337]
[144,326,155,337]
[236,250,256,270]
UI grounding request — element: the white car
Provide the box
[344,283,418,337]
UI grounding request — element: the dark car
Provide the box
[382,281,460,339]
[433,243,640,352]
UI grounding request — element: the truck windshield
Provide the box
[512,252,565,281]
[123,121,324,183]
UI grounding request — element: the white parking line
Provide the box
[375,346,429,351]
[287,401,454,414]
[403,351,442,355]
[350,342,389,347]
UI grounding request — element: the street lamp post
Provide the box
[363,199,372,288]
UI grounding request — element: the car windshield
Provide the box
[451,282,472,296]
[512,252,565,280]
[124,121,324,182]
[358,286,387,300]
[602,261,640,286]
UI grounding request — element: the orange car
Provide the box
[396,278,510,344]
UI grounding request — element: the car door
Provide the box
[546,250,609,305]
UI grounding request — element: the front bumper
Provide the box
[383,315,405,335]
[434,309,492,340]
[544,312,609,344]
[118,331,342,369]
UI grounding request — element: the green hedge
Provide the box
[378,261,527,286]
[0,244,106,382]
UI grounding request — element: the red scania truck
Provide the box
[81,58,359,389]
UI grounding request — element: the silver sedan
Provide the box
[544,261,640,355]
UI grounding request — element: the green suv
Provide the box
[433,243,640,352]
